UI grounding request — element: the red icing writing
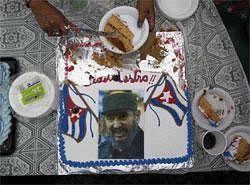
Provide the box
[66,42,102,49]
[85,70,151,86]
[120,70,149,83]
[179,63,185,79]
[174,49,184,61]
[149,75,156,84]
[162,37,175,45]
[65,65,74,72]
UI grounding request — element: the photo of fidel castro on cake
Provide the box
[98,90,144,159]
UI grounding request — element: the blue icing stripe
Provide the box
[209,121,218,128]
[149,103,161,126]
[151,98,183,126]
[223,151,233,158]
[71,123,75,138]
[76,110,87,142]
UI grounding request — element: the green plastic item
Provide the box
[20,77,46,105]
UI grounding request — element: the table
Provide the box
[0,0,249,176]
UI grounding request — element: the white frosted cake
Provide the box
[56,32,193,174]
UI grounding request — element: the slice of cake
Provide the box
[224,136,250,164]
[104,15,134,52]
[198,90,227,126]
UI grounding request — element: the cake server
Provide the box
[68,26,118,38]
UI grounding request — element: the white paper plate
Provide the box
[156,0,199,21]
[9,72,56,118]
[192,87,235,131]
[223,126,250,172]
[99,6,149,54]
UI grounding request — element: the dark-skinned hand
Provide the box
[29,0,73,36]
[137,0,155,31]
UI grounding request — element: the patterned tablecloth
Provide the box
[0,0,249,176]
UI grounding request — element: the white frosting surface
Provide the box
[138,32,186,90]
[58,70,191,172]
[56,32,192,173]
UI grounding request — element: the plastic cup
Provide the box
[198,130,227,156]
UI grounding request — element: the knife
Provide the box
[69,26,118,38]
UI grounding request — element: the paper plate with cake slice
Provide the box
[99,6,149,54]
[191,87,235,131]
[223,126,250,172]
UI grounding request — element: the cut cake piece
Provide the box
[104,15,134,52]
[235,137,250,163]
[224,136,250,164]
[198,90,226,124]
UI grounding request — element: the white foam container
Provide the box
[9,71,57,119]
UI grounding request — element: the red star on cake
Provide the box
[67,96,85,123]
[157,84,176,104]
[69,106,84,123]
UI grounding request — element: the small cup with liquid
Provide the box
[199,130,227,156]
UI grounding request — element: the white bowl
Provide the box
[99,6,149,54]
[156,0,199,21]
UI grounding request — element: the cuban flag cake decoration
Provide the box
[60,84,92,143]
[149,74,188,127]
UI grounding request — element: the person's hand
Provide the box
[137,0,155,32]
[29,0,73,36]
